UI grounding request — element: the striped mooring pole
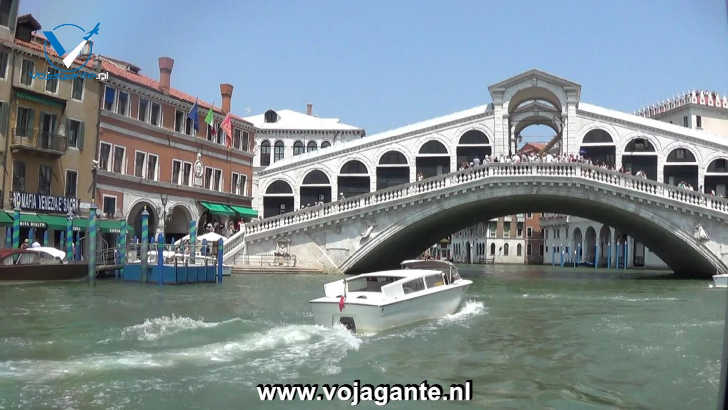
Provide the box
[43,229,48,247]
[157,232,164,285]
[140,207,149,283]
[217,238,223,284]
[66,216,73,261]
[119,221,127,279]
[12,207,19,248]
[189,219,197,265]
[88,204,97,286]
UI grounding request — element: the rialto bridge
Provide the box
[221,69,728,277]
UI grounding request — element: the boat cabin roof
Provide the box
[400,259,456,270]
[348,269,442,281]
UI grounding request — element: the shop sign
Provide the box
[11,191,79,214]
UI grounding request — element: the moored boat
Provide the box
[712,273,728,288]
[309,260,472,333]
[0,248,87,281]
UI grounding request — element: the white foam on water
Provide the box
[441,300,486,322]
[0,324,362,381]
[121,315,242,341]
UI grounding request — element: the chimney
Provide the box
[220,83,233,114]
[158,57,174,94]
[306,103,313,115]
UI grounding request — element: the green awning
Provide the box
[97,219,130,234]
[230,205,258,218]
[200,201,236,215]
[39,214,69,230]
[18,213,45,228]
[0,212,12,224]
[72,218,88,231]
[15,89,66,109]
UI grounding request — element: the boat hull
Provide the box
[0,263,88,281]
[713,274,728,288]
[310,282,470,333]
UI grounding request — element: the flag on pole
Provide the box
[204,107,215,136]
[221,113,233,148]
[188,99,199,131]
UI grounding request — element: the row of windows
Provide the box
[260,140,332,166]
[98,141,247,195]
[15,55,86,100]
[12,161,77,198]
[103,86,250,152]
[13,105,85,148]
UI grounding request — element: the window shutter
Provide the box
[0,102,8,136]
[78,121,85,150]
[27,109,35,135]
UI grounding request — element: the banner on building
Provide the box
[11,191,79,214]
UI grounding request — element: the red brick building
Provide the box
[95,56,255,243]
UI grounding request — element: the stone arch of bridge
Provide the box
[340,183,724,277]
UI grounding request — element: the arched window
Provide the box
[379,151,407,165]
[419,140,448,154]
[264,110,277,123]
[625,138,655,152]
[320,141,331,149]
[582,129,613,143]
[504,243,509,256]
[708,159,728,173]
[340,160,368,174]
[273,141,284,162]
[517,244,522,256]
[293,141,304,156]
[260,140,271,166]
[667,148,696,162]
[458,130,489,144]
[302,170,330,185]
[307,141,318,152]
[265,180,293,194]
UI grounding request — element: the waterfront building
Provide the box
[95,55,256,243]
[0,12,103,248]
[540,214,667,268]
[245,106,364,215]
[450,215,528,264]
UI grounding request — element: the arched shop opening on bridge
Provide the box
[663,148,698,189]
[580,129,615,167]
[456,130,491,166]
[377,151,410,190]
[705,158,728,197]
[621,137,657,180]
[263,180,294,218]
[338,160,370,198]
[300,170,331,206]
[417,140,450,178]
[127,201,158,240]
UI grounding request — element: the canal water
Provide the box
[0,265,724,409]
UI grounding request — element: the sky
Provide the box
[21,0,728,140]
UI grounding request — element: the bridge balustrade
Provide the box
[234,162,728,241]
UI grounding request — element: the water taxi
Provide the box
[309,260,472,333]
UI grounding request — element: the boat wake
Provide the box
[441,300,486,322]
[0,324,361,381]
[121,315,243,341]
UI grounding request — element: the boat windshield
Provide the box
[347,276,400,293]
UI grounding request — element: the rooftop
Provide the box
[245,108,363,131]
[636,90,728,118]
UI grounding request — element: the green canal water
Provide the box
[0,265,724,409]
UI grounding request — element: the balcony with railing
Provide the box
[10,128,67,156]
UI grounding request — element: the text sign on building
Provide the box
[11,192,79,214]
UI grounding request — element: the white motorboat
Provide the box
[712,274,728,288]
[309,260,472,333]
